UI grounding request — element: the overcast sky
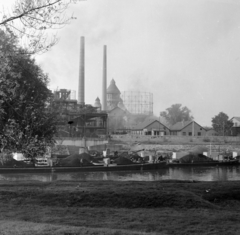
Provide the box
[2,0,240,126]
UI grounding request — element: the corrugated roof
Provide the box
[107,79,121,94]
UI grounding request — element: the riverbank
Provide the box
[0,180,240,234]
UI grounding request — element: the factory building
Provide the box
[100,79,128,133]
[52,37,108,138]
[51,89,108,138]
[51,35,155,136]
[131,119,170,136]
[104,79,154,134]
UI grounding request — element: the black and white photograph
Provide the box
[0,0,240,234]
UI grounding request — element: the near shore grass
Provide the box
[0,180,240,235]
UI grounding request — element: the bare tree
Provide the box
[0,0,81,54]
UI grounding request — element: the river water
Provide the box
[0,166,240,182]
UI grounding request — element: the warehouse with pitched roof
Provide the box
[170,120,206,136]
[131,119,170,136]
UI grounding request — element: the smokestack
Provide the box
[78,36,85,105]
[102,45,107,110]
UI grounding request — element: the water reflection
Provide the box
[0,166,240,182]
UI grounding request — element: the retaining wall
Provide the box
[132,144,240,154]
[55,138,108,148]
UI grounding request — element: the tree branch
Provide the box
[0,0,62,26]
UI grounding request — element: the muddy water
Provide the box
[0,166,240,182]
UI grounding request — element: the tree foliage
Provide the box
[211,112,233,136]
[0,0,80,54]
[160,104,193,126]
[0,30,57,160]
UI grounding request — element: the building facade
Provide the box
[230,117,240,136]
[170,121,206,136]
[52,89,108,138]
[131,119,170,136]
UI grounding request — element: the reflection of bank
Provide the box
[212,167,228,181]
[0,166,240,182]
[102,172,112,180]
[0,173,56,182]
[168,167,214,181]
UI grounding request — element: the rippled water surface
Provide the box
[0,166,240,182]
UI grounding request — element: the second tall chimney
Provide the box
[102,45,107,110]
[78,36,85,105]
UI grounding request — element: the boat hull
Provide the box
[0,162,167,173]
[0,161,238,173]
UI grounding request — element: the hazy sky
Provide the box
[2,0,240,126]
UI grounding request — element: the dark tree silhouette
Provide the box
[211,112,233,136]
[0,31,57,161]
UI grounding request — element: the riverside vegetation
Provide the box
[0,180,240,235]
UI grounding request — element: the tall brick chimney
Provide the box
[102,45,107,110]
[78,36,85,104]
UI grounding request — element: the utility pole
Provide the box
[192,119,194,136]
[223,122,225,137]
[159,114,161,136]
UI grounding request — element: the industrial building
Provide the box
[51,89,108,138]
[170,121,207,136]
[230,117,240,136]
[131,119,170,136]
[52,36,155,136]
[121,91,153,116]
[52,37,108,138]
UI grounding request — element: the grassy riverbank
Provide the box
[0,180,240,235]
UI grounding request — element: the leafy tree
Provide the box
[0,30,57,161]
[0,0,80,54]
[160,104,193,125]
[211,112,233,136]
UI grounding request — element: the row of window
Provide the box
[182,132,201,136]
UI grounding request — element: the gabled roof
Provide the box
[203,126,213,131]
[159,116,171,128]
[107,79,121,94]
[133,119,169,130]
[170,120,192,131]
[170,120,206,131]
[231,117,240,122]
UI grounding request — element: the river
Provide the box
[0,165,240,182]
